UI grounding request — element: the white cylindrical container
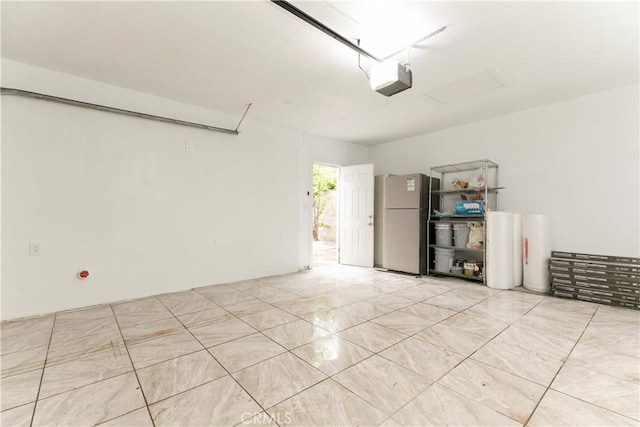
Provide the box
[522,213,552,293]
[512,213,523,287]
[486,212,515,289]
[434,247,455,273]
[452,223,470,248]
[435,223,453,247]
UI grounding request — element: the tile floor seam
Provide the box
[153,297,276,423]
[206,286,439,414]
[332,288,478,354]
[181,288,316,356]
[207,335,287,374]
[95,407,149,426]
[375,345,466,381]
[0,348,49,380]
[109,305,157,427]
[56,304,106,314]
[576,339,640,360]
[335,356,434,421]
[33,371,144,424]
[28,311,57,427]
[463,357,557,389]
[156,304,222,319]
[228,330,334,405]
[540,388,640,423]
[175,311,237,331]
[447,292,547,344]
[325,327,452,416]
[578,340,640,363]
[458,299,538,322]
[553,360,640,386]
[447,304,554,386]
[33,350,136,401]
[262,327,332,352]
[431,381,524,425]
[521,301,600,426]
[260,373,332,413]
[5,268,638,426]
[130,346,204,371]
[335,324,410,352]
[134,375,225,409]
[122,332,186,348]
[325,357,393,417]
[435,357,543,424]
[326,346,381,379]
[107,316,176,330]
[380,328,501,424]
[239,315,301,332]
[0,328,55,357]
[378,290,562,425]
[112,294,165,312]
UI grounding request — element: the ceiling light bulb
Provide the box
[370,60,400,90]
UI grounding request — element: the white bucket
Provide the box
[434,247,455,273]
[452,223,470,248]
[435,223,453,247]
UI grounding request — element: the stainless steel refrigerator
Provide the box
[383,174,439,274]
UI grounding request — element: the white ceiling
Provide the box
[2,1,638,146]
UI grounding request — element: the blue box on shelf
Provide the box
[455,200,485,215]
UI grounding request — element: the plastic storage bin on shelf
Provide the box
[434,247,455,273]
[435,223,453,246]
[452,223,470,248]
[455,200,485,215]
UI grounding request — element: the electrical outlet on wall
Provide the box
[29,242,42,256]
[185,141,194,152]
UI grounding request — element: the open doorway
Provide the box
[312,164,338,267]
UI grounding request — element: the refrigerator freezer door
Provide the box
[384,174,423,209]
[383,209,422,274]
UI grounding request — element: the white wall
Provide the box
[370,84,640,257]
[0,60,365,320]
[305,134,368,168]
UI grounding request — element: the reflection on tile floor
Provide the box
[1,264,639,426]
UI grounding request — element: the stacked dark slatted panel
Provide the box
[549,251,640,310]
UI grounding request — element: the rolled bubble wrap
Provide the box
[522,213,552,293]
[512,213,523,287]
[486,212,515,290]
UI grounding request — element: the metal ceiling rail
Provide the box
[271,0,382,63]
[1,87,245,135]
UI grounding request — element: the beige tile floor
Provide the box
[1,264,639,426]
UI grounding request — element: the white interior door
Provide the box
[339,164,374,267]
